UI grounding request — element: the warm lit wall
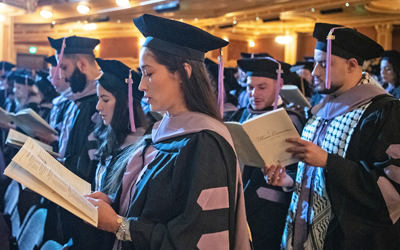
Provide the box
[356,27,377,41]
[392,27,400,52]
[296,33,316,62]
[253,37,285,61]
[227,40,248,61]
[99,37,139,59]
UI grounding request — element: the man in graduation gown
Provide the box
[47,35,103,248]
[229,57,305,250]
[264,23,400,250]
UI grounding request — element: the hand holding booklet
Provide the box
[6,129,59,157]
[4,138,97,226]
[225,108,300,168]
[0,107,58,138]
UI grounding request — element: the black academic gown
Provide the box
[57,93,99,249]
[229,105,304,250]
[113,130,242,250]
[321,94,400,250]
[63,94,99,182]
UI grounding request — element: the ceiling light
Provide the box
[311,8,315,12]
[77,5,90,14]
[224,38,229,42]
[83,23,96,31]
[249,40,255,47]
[345,3,349,7]
[40,10,53,19]
[116,0,130,7]
[0,15,5,22]
[275,35,293,44]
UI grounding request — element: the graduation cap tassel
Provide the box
[25,75,28,86]
[53,37,66,86]
[218,48,225,118]
[127,69,136,133]
[326,27,347,90]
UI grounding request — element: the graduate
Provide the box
[86,14,250,250]
[229,57,304,250]
[93,58,148,194]
[380,50,400,98]
[237,52,273,108]
[34,56,75,158]
[46,35,102,248]
[10,70,40,113]
[264,23,400,250]
[34,70,58,122]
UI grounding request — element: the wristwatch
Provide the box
[115,216,128,241]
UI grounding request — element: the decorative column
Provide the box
[375,24,393,50]
[0,15,16,63]
[284,31,297,65]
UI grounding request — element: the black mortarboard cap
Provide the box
[48,35,100,56]
[313,23,383,65]
[381,50,400,67]
[96,58,143,101]
[0,61,15,71]
[290,61,315,73]
[237,58,291,80]
[36,70,49,79]
[8,69,35,86]
[133,14,229,62]
[240,52,272,59]
[45,55,57,67]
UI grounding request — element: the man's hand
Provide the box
[0,121,16,130]
[35,130,59,145]
[286,138,328,168]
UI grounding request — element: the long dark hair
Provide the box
[148,48,222,121]
[94,73,149,166]
[382,57,400,87]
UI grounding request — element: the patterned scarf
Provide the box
[282,73,378,250]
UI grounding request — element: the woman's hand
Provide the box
[86,197,120,233]
[262,165,294,188]
[85,191,112,205]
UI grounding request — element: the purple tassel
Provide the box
[127,69,136,132]
[218,48,225,118]
[326,27,347,89]
[53,37,66,85]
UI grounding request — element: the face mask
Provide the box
[68,67,87,93]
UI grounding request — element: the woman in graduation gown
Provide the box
[93,58,148,195]
[69,59,149,250]
[380,50,400,98]
[86,14,250,250]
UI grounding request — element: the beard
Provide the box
[313,76,341,95]
[67,67,87,93]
